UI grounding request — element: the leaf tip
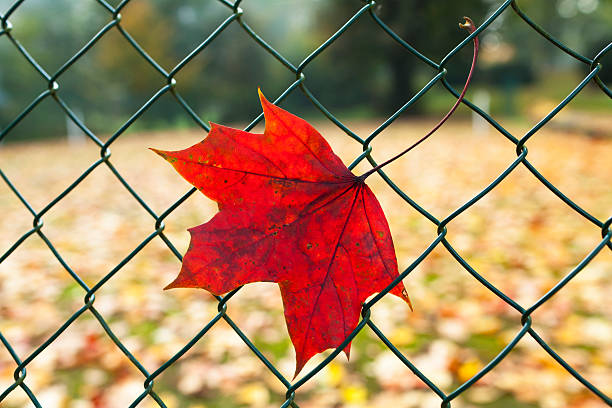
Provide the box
[293,361,305,380]
[150,147,170,161]
[257,87,272,110]
[390,285,413,311]
[401,288,414,311]
[164,270,191,290]
[406,295,414,312]
[163,280,179,290]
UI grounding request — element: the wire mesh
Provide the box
[0,0,610,407]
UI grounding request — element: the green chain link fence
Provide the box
[0,0,610,407]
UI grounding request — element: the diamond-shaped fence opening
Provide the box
[1,0,611,407]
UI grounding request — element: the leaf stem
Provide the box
[359,17,479,181]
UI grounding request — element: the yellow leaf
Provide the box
[389,327,415,346]
[236,383,269,407]
[325,362,345,387]
[341,385,368,404]
[457,358,483,382]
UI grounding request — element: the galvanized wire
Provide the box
[1,0,611,407]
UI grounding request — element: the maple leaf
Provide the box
[152,91,411,377]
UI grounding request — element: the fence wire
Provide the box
[0,0,611,407]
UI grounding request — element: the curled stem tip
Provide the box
[459,16,476,33]
[360,16,479,180]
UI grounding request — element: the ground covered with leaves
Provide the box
[1,118,611,408]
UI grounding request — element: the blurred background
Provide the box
[0,0,610,141]
[0,0,611,407]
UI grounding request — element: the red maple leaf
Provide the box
[153,91,411,376]
[153,17,479,378]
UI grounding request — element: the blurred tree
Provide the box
[0,0,609,141]
[314,0,610,115]
[96,1,174,95]
[0,0,100,140]
[313,0,490,115]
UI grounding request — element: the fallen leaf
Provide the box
[153,90,410,376]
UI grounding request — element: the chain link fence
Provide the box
[1,0,611,407]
